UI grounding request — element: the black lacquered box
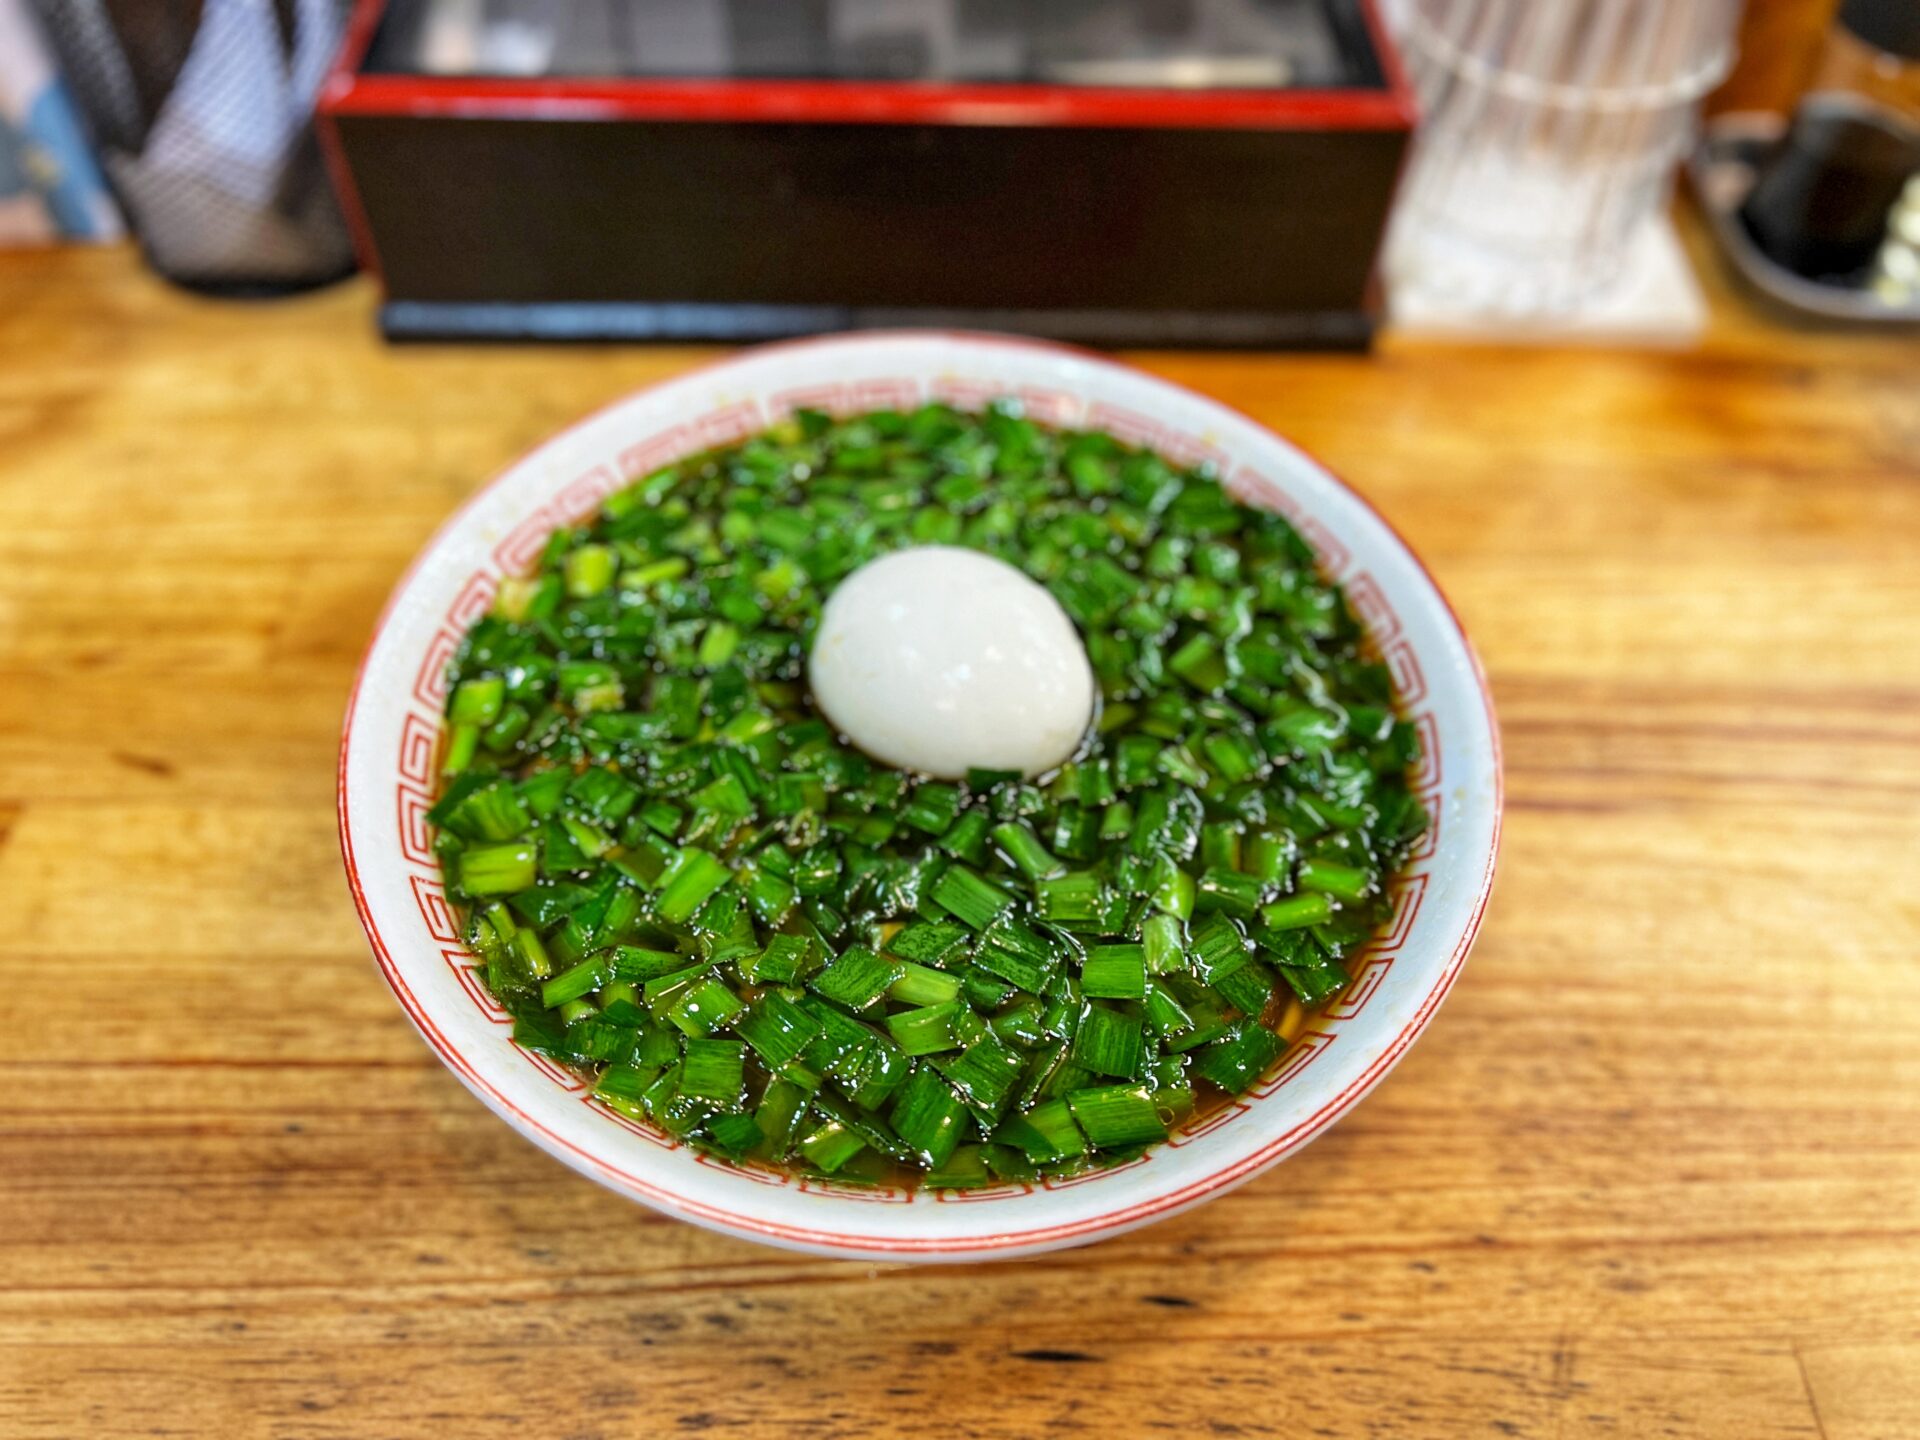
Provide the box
[319,0,1414,348]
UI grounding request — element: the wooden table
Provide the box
[2,243,1917,1440]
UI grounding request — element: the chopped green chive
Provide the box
[1081,944,1147,1000]
[1066,1084,1167,1148]
[1071,1005,1146,1080]
[665,976,745,1037]
[1298,857,1373,901]
[991,821,1061,880]
[888,962,964,1007]
[809,946,904,1013]
[1191,1021,1287,1093]
[655,847,731,924]
[890,1065,970,1167]
[1260,892,1335,930]
[460,841,538,896]
[886,999,967,1057]
[734,992,822,1069]
[680,1038,746,1108]
[931,865,1015,930]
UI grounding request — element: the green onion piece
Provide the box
[1201,822,1242,872]
[900,783,962,836]
[937,809,993,864]
[809,946,903,1012]
[890,1065,970,1167]
[1240,832,1290,885]
[1208,955,1278,1017]
[1052,803,1099,862]
[1203,729,1263,784]
[595,1062,659,1102]
[559,814,613,860]
[449,676,505,726]
[1260,892,1334,931]
[697,621,740,668]
[741,864,798,925]
[1148,856,1196,920]
[848,1037,912,1112]
[689,773,753,818]
[703,1111,765,1157]
[991,821,1061,880]
[608,945,684,982]
[512,926,553,980]
[755,1077,809,1155]
[885,921,971,966]
[481,703,531,752]
[930,865,1015,930]
[973,921,1059,994]
[1278,958,1350,1006]
[1143,981,1195,1038]
[789,845,843,897]
[886,999,966,1057]
[744,933,813,986]
[1066,1084,1167,1148]
[1035,870,1105,928]
[540,953,610,1008]
[440,723,480,777]
[1070,1005,1145,1080]
[1191,1021,1286,1093]
[1080,944,1147,1000]
[994,1097,1089,1162]
[598,980,646,1025]
[680,1038,746,1108]
[564,543,616,598]
[1196,867,1265,919]
[1189,912,1248,973]
[460,841,538,896]
[932,1035,1024,1119]
[655,847,731,923]
[989,995,1050,1049]
[797,1119,868,1174]
[491,575,542,621]
[446,782,531,842]
[1141,913,1185,974]
[888,962,963,1007]
[1298,857,1373,901]
[923,1144,994,1190]
[641,962,708,1005]
[735,992,823,1070]
[797,996,876,1079]
[665,976,745,1037]
[961,966,1012,1011]
[1168,632,1232,692]
[516,767,570,818]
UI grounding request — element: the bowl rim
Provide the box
[338,330,1503,1257]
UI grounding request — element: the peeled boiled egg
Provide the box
[808,545,1095,781]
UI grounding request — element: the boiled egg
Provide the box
[808,545,1095,780]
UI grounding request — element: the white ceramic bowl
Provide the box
[338,332,1501,1262]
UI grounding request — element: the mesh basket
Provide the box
[32,0,355,292]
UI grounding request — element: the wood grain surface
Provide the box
[1,243,1917,1440]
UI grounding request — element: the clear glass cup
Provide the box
[1385,0,1744,315]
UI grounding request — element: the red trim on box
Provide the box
[321,0,1415,134]
[323,74,1414,131]
[337,330,1502,1256]
[316,2,390,279]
